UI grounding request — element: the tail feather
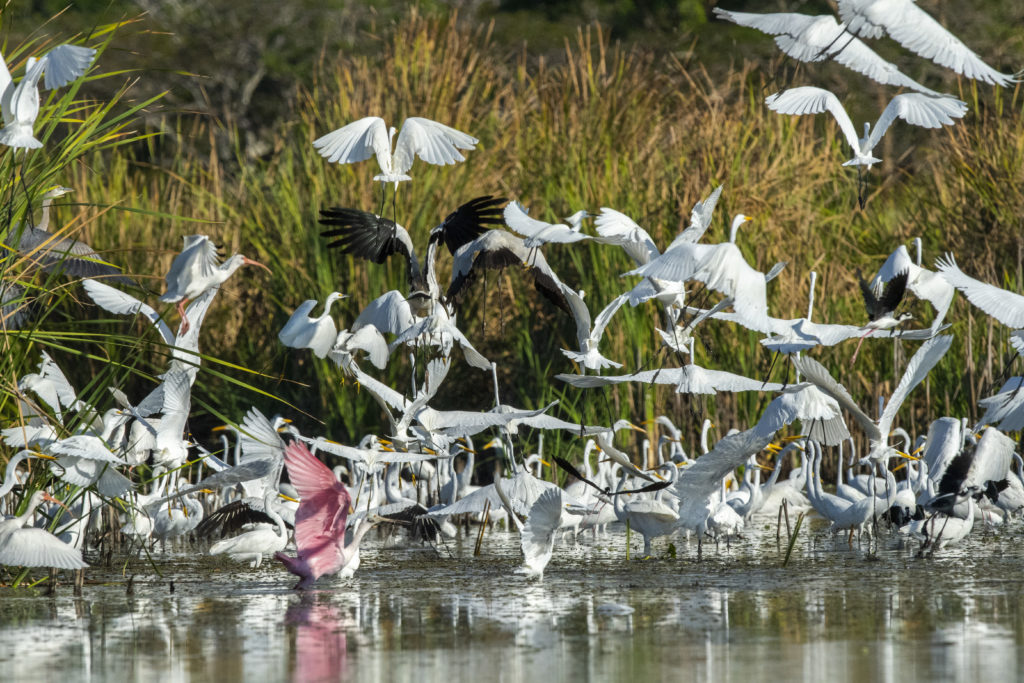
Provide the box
[0,125,43,149]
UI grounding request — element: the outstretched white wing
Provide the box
[864,93,967,152]
[83,279,174,344]
[766,86,861,153]
[838,0,1020,87]
[391,117,478,175]
[312,116,389,165]
[936,253,1024,329]
[39,44,97,90]
[594,207,659,266]
[353,290,417,337]
[0,528,88,569]
[792,354,878,441]
[520,487,562,577]
[591,293,627,345]
[504,200,556,238]
[878,335,952,435]
[673,185,724,246]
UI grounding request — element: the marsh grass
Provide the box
[7,10,1023,468]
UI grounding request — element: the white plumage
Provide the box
[794,335,952,459]
[0,490,88,569]
[714,10,945,95]
[518,487,564,579]
[209,491,288,568]
[503,201,591,247]
[0,44,96,149]
[160,235,270,334]
[935,253,1024,330]
[837,0,1021,87]
[313,116,477,183]
[83,279,175,345]
[765,86,967,168]
[561,289,626,371]
[626,215,774,332]
[279,292,347,358]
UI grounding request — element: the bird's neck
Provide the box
[36,197,54,230]
[345,519,376,554]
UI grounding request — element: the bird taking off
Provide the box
[851,269,911,364]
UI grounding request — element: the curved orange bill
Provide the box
[242,256,272,273]
[42,492,72,514]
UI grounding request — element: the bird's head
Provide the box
[729,214,752,243]
[42,185,73,200]
[896,311,913,323]
[40,490,71,513]
[565,209,590,229]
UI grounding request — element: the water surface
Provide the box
[2,519,1023,682]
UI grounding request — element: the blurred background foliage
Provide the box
[1,1,1022,459]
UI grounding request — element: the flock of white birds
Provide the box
[2,2,1023,586]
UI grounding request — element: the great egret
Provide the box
[151,370,192,470]
[872,243,954,331]
[793,335,953,462]
[595,421,658,483]
[160,235,270,334]
[625,215,776,333]
[503,201,591,248]
[754,383,851,446]
[560,289,626,371]
[851,269,912,363]
[765,86,967,168]
[836,0,1022,87]
[0,490,88,569]
[496,481,563,579]
[0,450,57,498]
[613,466,679,557]
[671,427,774,541]
[313,116,477,184]
[45,434,134,498]
[209,490,288,568]
[714,9,947,96]
[0,44,97,149]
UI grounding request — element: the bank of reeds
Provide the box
[17,10,1024,458]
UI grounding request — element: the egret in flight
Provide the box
[313,116,478,184]
[836,0,1021,87]
[765,87,967,169]
[713,9,946,96]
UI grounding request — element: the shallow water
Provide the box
[3,519,1024,682]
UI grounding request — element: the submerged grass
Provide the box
[5,10,1024,463]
